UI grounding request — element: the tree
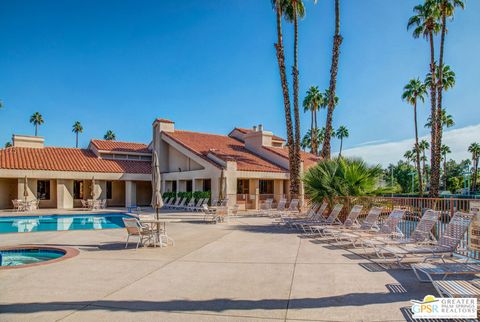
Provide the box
[0,100,3,108]
[419,139,430,183]
[5,141,12,148]
[272,0,300,197]
[335,126,349,157]
[404,149,415,167]
[388,160,419,193]
[303,86,324,155]
[303,157,383,204]
[72,121,84,148]
[301,129,322,152]
[284,0,305,192]
[104,130,116,141]
[408,2,441,196]
[29,112,44,136]
[321,0,343,160]
[433,0,464,196]
[402,78,427,195]
[468,142,480,194]
[440,144,451,190]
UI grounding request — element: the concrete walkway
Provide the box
[0,216,435,321]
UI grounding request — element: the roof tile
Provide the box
[90,140,150,154]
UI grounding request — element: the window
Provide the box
[237,179,249,194]
[73,181,84,199]
[37,180,50,200]
[186,180,193,192]
[172,181,177,192]
[259,180,274,195]
[203,179,211,192]
[106,181,112,199]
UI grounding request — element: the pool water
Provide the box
[0,213,133,234]
[0,248,65,267]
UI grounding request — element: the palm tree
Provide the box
[425,108,454,129]
[419,139,430,183]
[301,129,323,152]
[321,0,343,160]
[72,121,84,148]
[284,0,305,189]
[29,112,44,136]
[272,0,299,197]
[303,86,324,155]
[5,142,12,148]
[402,78,427,195]
[408,2,441,196]
[404,150,415,167]
[104,130,116,141]
[0,100,3,109]
[468,142,480,194]
[336,126,349,157]
[434,0,464,192]
[440,144,451,190]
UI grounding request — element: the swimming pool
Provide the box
[0,248,66,267]
[0,213,134,234]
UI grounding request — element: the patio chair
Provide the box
[302,204,344,236]
[219,199,228,207]
[210,198,218,206]
[284,199,300,214]
[268,199,287,217]
[277,202,321,227]
[167,197,181,209]
[12,199,24,212]
[288,202,328,229]
[188,198,204,212]
[202,204,221,224]
[161,197,171,208]
[431,279,480,301]
[412,261,480,283]
[327,206,384,243]
[122,218,156,249]
[172,198,187,210]
[29,199,40,211]
[183,198,196,211]
[378,212,475,268]
[321,204,365,237]
[100,199,107,209]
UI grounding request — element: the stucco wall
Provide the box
[109,181,125,207]
[136,181,152,206]
[0,178,17,209]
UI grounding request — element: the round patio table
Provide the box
[139,218,181,247]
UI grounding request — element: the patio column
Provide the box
[125,181,137,207]
[274,180,284,204]
[56,179,74,209]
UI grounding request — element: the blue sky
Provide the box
[0,0,479,163]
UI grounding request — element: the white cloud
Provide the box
[341,124,480,167]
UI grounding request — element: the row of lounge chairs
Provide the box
[276,201,480,302]
[162,197,228,212]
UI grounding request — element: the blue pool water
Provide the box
[0,213,134,234]
[0,248,66,266]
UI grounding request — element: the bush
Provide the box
[162,191,176,200]
[193,191,211,201]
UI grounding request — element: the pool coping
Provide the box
[0,245,80,270]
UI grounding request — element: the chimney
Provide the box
[243,126,273,150]
[153,118,175,133]
[258,124,263,132]
[252,125,257,132]
[12,135,45,148]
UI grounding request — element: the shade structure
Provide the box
[151,133,163,219]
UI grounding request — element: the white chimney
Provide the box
[12,135,45,148]
[258,124,263,132]
[252,125,257,132]
[153,118,175,133]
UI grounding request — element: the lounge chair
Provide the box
[167,197,181,209]
[378,212,475,267]
[162,197,171,208]
[202,204,221,224]
[122,218,156,249]
[302,204,344,236]
[277,203,321,227]
[268,199,287,217]
[284,199,300,215]
[172,198,187,210]
[432,279,480,301]
[183,198,196,211]
[289,202,328,230]
[412,261,480,283]
[321,204,365,237]
[327,206,384,243]
[188,198,204,212]
[210,198,218,206]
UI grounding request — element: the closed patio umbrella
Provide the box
[151,150,163,219]
[23,176,28,203]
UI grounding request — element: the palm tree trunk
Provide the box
[310,111,316,155]
[414,101,423,195]
[428,31,439,197]
[292,5,302,187]
[35,124,38,136]
[274,4,298,196]
[76,133,79,148]
[443,155,447,190]
[339,138,343,157]
[321,0,342,160]
[473,158,479,194]
[422,150,426,181]
[435,12,447,195]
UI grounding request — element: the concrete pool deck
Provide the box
[0,213,437,321]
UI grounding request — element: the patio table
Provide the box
[140,218,181,247]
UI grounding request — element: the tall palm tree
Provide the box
[72,121,84,148]
[468,142,480,194]
[104,130,116,141]
[425,108,454,129]
[434,0,464,192]
[303,86,324,155]
[335,126,349,157]
[402,78,427,195]
[301,129,323,152]
[284,0,305,189]
[321,0,343,160]
[419,139,430,183]
[404,150,415,167]
[440,144,451,190]
[408,2,441,196]
[272,0,299,197]
[29,112,44,136]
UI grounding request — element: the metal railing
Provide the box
[327,196,479,260]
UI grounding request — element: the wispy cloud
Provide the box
[341,124,480,167]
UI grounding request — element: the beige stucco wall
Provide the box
[136,181,152,206]
[57,179,74,209]
[109,181,125,207]
[0,178,17,209]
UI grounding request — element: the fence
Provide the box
[327,196,480,260]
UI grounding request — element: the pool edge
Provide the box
[0,245,79,270]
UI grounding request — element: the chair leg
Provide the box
[136,236,141,249]
[125,234,130,248]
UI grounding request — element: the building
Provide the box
[0,119,320,210]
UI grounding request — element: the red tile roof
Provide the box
[163,130,288,173]
[0,147,151,174]
[90,140,150,154]
[264,146,321,169]
[232,128,286,142]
